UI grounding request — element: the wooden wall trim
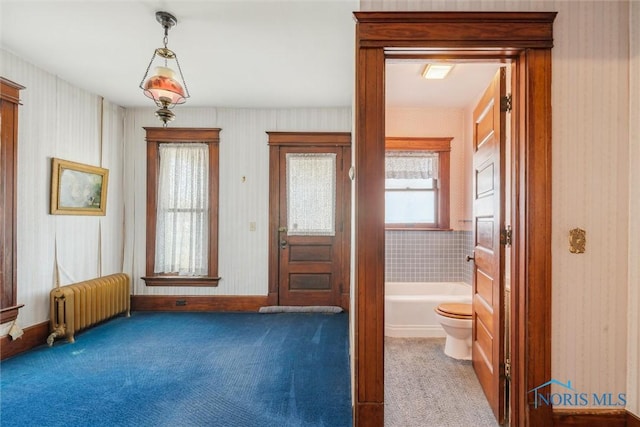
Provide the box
[523,48,554,427]
[268,145,281,301]
[354,44,386,415]
[629,411,640,427]
[511,53,525,427]
[0,77,24,325]
[438,150,450,230]
[266,131,351,146]
[143,128,221,285]
[354,11,556,49]
[130,295,269,312]
[552,409,626,427]
[0,321,49,360]
[0,305,24,324]
[385,136,452,152]
[0,77,25,103]
[354,11,557,24]
[355,402,384,427]
[340,145,352,313]
[143,127,221,142]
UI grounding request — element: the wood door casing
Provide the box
[353,12,556,427]
[278,147,343,307]
[472,68,506,423]
[267,132,351,310]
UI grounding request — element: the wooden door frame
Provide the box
[353,12,557,427]
[266,132,352,310]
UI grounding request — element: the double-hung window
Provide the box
[385,137,452,230]
[155,143,209,276]
[143,128,221,286]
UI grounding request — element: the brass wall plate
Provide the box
[569,228,586,254]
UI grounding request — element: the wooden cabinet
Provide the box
[1,77,25,323]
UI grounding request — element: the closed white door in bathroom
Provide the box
[471,68,506,424]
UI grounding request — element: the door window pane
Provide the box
[286,153,336,236]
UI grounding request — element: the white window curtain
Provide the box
[155,143,209,276]
[385,151,438,179]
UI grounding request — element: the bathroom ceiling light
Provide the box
[422,64,454,80]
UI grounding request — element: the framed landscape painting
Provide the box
[50,158,109,216]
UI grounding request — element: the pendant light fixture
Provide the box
[139,11,190,126]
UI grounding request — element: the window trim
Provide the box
[385,137,452,230]
[142,127,221,287]
[0,77,25,323]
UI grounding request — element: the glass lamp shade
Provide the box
[143,66,186,107]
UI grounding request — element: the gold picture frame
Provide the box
[50,158,109,216]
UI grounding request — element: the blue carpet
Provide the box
[0,312,352,427]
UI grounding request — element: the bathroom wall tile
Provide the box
[385,230,473,283]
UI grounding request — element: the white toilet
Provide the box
[434,303,473,360]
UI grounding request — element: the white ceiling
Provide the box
[1,0,501,109]
[386,61,502,109]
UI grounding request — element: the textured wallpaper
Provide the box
[123,107,352,296]
[0,49,125,328]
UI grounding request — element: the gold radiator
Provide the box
[47,273,130,346]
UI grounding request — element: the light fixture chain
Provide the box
[163,25,169,67]
[163,25,169,48]
[175,55,190,98]
[139,50,158,89]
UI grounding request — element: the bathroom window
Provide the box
[385,137,451,230]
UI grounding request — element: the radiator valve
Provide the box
[46,326,66,347]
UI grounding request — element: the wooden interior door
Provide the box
[267,132,351,309]
[472,68,506,423]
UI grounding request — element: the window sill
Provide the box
[142,276,221,287]
[0,304,25,324]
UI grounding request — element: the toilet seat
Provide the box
[435,303,472,319]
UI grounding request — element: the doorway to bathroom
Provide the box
[383,61,510,426]
[352,11,556,427]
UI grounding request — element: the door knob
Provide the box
[466,255,475,262]
[280,239,288,249]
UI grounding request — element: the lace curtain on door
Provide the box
[286,153,336,236]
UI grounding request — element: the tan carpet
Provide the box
[385,337,500,427]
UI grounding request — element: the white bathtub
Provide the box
[385,282,472,338]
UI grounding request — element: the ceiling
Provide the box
[386,61,502,109]
[1,0,501,109]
